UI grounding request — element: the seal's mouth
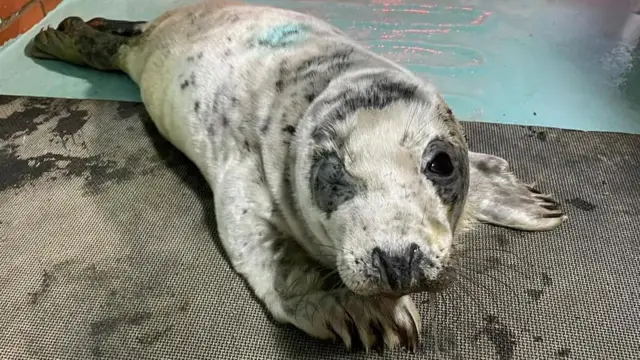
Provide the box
[324,265,458,297]
[376,270,458,297]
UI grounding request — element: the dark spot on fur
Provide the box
[294,48,355,77]
[242,209,248,214]
[222,115,229,127]
[310,151,362,214]
[224,49,231,57]
[277,47,355,102]
[187,56,195,62]
[197,52,203,59]
[275,80,284,92]
[556,348,571,358]
[194,101,200,113]
[305,92,316,103]
[244,140,251,152]
[180,73,196,90]
[567,198,596,211]
[481,315,516,360]
[212,93,221,115]
[226,36,231,42]
[256,171,267,185]
[283,125,296,135]
[261,116,272,134]
[231,97,238,106]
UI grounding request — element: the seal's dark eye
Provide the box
[426,152,454,177]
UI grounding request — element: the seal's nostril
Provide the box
[372,244,423,291]
[371,247,393,289]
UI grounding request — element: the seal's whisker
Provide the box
[283,266,328,297]
[455,265,531,340]
[447,286,476,330]
[455,264,520,302]
[439,286,464,330]
[456,253,535,282]
[457,246,517,256]
[455,247,531,268]
[450,267,500,311]
[449,275,491,317]
[431,293,444,360]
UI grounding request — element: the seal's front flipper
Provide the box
[467,151,567,231]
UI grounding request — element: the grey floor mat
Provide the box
[1,95,639,360]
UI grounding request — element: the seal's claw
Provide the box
[289,293,420,352]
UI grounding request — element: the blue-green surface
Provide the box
[0,0,639,133]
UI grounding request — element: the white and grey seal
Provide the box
[26,0,566,352]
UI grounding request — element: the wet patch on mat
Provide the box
[0,96,169,195]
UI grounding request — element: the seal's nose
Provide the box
[372,243,423,290]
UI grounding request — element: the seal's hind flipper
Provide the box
[86,17,147,37]
[467,151,567,231]
[26,16,128,71]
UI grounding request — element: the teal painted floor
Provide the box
[1,0,639,133]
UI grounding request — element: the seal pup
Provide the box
[26,0,567,352]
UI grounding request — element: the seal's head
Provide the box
[294,76,469,296]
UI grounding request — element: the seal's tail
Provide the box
[25,16,136,71]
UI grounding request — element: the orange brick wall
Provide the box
[0,0,62,46]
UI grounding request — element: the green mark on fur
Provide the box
[255,23,311,48]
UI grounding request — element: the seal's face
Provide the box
[307,101,469,296]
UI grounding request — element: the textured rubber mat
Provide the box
[0,95,639,359]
